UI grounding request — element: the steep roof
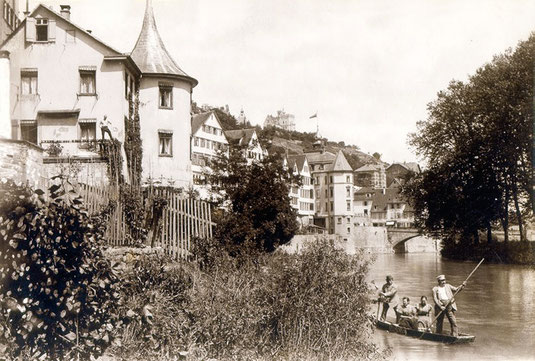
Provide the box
[1,4,124,54]
[224,128,256,146]
[355,163,384,173]
[191,112,212,134]
[387,162,421,173]
[328,150,353,172]
[305,151,336,165]
[287,154,307,173]
[130,0,197,86]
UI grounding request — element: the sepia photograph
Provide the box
[0,0,534,360]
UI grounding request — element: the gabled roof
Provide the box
[130,0,197,86]
[224,128,256,146]
[305,151,336,165]
[355,163,384,173]
[328,150,353,172]
[287,154,307,173]
[191,112,213,134]
[1,4,124,55]
[387,162,421,173]
[371,188,406,212]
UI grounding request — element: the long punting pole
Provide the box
[426,258,485,334]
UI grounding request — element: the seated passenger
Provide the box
[416,295,433,331]
[396,296,418,329]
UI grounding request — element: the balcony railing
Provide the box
[40,139,100,157]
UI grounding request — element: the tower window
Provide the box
[159,131,173,156]
[159,85,173,109]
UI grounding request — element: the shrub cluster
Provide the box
[0,178,121,360]
[111,238,385,361]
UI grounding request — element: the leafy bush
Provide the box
[113,238,385,360]
[0,178,121,360]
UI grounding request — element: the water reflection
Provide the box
[368,253,535,361]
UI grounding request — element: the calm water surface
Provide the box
[368,253,535,361]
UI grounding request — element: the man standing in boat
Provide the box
[379,275,399,322]
[432,274,466,336]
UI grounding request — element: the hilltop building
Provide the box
[264,109,295,131]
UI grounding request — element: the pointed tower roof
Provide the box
[329,150,353,172]
[131,0,198,87]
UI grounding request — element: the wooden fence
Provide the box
[78,183,213,259]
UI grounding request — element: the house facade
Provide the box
[286,154,314,227]
[224,128,265,164]
[353,186,374,226]
[0,0,197,188]
[191,111,228,194]
[354,163,386,189]
[386,162,421,187]
[0,4,139,184]
[312,150,354,238]
[369,187,415,228]
[1,0,20,44]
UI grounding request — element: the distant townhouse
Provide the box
[353,186,374,226]
[224,128,266,163]
[369,187,414,228]
[191,111,228,194]
[0,0,197,187]
[311,150,354,238]
[286,154,315,227]
[386,162,421,187]
[354,163,386,189]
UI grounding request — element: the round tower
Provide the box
[130,0,198,188]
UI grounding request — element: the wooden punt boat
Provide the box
[374,318,475,344]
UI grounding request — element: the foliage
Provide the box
[206,147,299,253]
[123,79,143,187]
[112,239,385,361]
[0,178,121,360]
[441,238,535,265]
[405,33,535,250]
[44,142,63,157]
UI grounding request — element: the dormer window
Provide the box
[36,18,48,41]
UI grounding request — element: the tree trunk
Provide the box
[512,181,525,241]
[487,222,492,243]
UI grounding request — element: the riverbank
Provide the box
[441,240,535,265]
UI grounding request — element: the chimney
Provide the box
[60,5,71,21]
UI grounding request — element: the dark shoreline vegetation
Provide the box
[441,240,535,266]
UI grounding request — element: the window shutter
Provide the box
[48,19,56,42]
[25,17,36,42]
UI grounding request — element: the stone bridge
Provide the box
[386,228,421,246]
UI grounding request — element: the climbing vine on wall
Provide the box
[124,79,143,187]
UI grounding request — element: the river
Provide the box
[368,253,535,361]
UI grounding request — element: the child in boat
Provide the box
[416,295,433,330]
[396,297,418,329]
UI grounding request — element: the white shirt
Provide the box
[437,285,448,301]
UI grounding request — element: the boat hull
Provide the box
[375,319,475,344]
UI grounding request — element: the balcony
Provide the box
[39,139,101,159]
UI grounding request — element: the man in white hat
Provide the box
[432,274,466,336]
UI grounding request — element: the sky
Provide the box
[20,0,535,164]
